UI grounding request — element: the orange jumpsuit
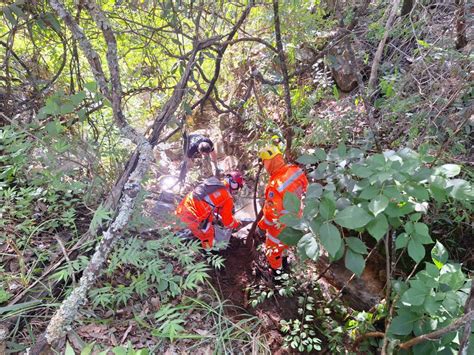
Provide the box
[258,165,308,269]
[175,178,239,248]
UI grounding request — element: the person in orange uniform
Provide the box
[258,146,308,270]
[175,171,244,248]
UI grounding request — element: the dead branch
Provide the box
[367,0,401,93]
[398,310,474,350]
[31,1,153,351]
[458,277,474,354]
[352,331,385,351]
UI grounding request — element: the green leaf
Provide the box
[368,195,389,216]
[335,206,373,229]
[400,287,428,306]
[389,312,417,335]
[84,81,98,92]
[439,264,466,291]
[80,342,96,355]
[3,7,17,26]
[408,238,425,263]
[10,4,25,19]
[297,233,320,261]
[367,214,388,241]
[70,91,86,105]
[435,164,461,178]
[283,191,300,214]
[359,185,379,200]
[413,222,433,244]
[431,241,448,270]
[313,148,327,161]
[344,249,365,276]
[395,233,409,249]
[345,237,368,254]
[303,199,318,218]
[45,121,63,136]
[278,227,304,246]
[318,223,341,258]
[65,342,75,355]
[447,179,474,201]
[44,12,61,32]
[319,196,336,220]
[279,213,301,227]
[306,183,323,199]
[351,164,372,178]
[182,102,192,114]
[296,154,319,165]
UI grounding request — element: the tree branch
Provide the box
[398,310,474,350]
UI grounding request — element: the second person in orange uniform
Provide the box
[175,171,244,248]
[258,146,308,270]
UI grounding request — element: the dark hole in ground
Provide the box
[210,237,300,354]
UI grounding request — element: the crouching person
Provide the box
[258,146,308,270]
[175,171,244,248]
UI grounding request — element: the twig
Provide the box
[398,310,474,350]
[54,236,76,286]
[368,0,401,93]
[352,331,385,351]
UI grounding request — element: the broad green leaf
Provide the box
[368,195,389,216]
[408,238,425,263]
[3,7,17,26]
[44,12,61,32]
[435,164,461,178]
[335,206,373,229]
[345,237,368,254]
[84,81,98,92]
[70,91,86,105]
[389,312,417,336]
[297,233,320,261]
[431,241,448,269]
[400,287,428,306]
[359,185,378,200]
[303,199,318,218]
[384,202,414,217]
[367,214,388,241]
[423,295,441,314]
[296,154,319,165]
[395,233,409,249]
[306,183,323,199]
[65,342,75,355]
[344,249,365,276]
[447,179,474,201]
[406,184,429,201]
[351,164,372,178]
[313,148,327,161]
[319,223,341,258]
[283,191,300,214]
[439,264,466,291]
[319,196,336,220]
[80,342,96,355]
[278,227,304,246]
[413,223,433,244]
[60,103,75,114]
[279,213,301,227]
[337,142,346,157]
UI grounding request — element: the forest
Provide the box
[0,0,472,354]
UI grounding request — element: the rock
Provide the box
[327,45,358,92]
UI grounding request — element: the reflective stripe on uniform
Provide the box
[263,217,275,226]
[267,234,282,244]
[277,169,304,193]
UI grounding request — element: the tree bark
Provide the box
[455,0,468,50]
[272,0,294,160]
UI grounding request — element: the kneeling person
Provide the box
[175,171,244,248]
